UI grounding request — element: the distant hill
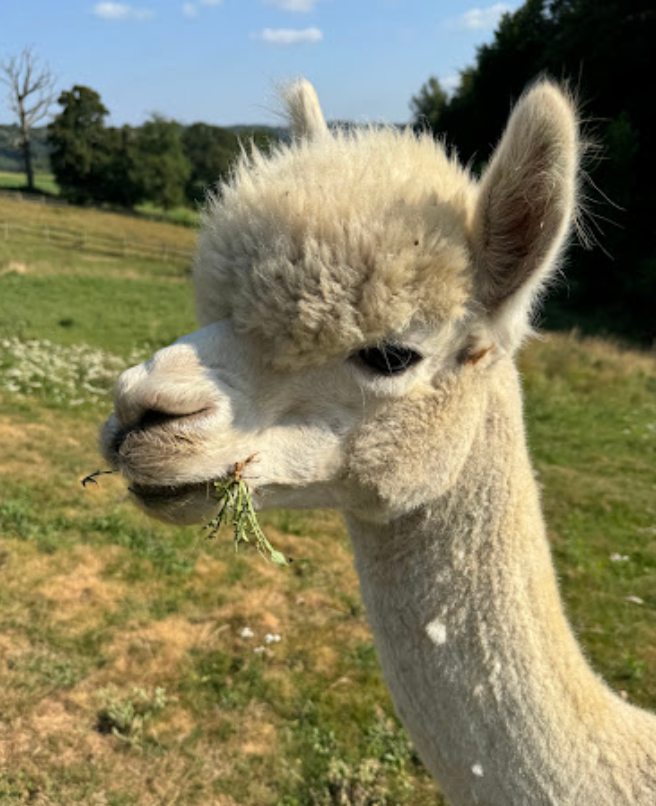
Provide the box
[0,123,287,175]
[0,125,51,173]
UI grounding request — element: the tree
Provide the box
[132,116,191,210]
[0,47,56,191]
[182,123,240,204]
[97,125,143,208]
[409,77,447,133]
[48,85,111,204]
[412,0,656,343]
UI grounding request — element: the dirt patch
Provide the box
[213,587,288,634]
[108,615,216,679]
[39,546,126,622]
[234,702,277,757]
[0,631,30,664]
[0,692,110,768]
[0,420,49,442]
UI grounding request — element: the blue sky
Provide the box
[1,0,519,127]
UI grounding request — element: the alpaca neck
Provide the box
[345,364,656,806]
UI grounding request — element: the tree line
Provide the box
[46,86,275,210]
[0,48,277,210]
[411,0,656,343]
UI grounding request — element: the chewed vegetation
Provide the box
[0,198,655,805]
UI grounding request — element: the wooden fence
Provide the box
[0,218,194,266]
[0,188,69,207]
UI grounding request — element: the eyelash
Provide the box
[355,344,423,376]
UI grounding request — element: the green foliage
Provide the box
[48,90,191,210]
[409,76,448,133]
[413,0,656,344]
[132,115,191,210]
[96,686,169,747]
[208,460,290,566]
[182,122,240,204]
[279,712,423,806]
[96,125,142,207]
[47,86,111,205]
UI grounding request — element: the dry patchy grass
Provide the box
[0,197,197,250]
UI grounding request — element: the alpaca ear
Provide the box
[283,78,328,141]
[471,81,579,350]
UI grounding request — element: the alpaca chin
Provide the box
[129,481,220,525]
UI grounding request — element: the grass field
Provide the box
[0,197,655,805]
[0,171,59,196]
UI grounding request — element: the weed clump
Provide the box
[206,454,289,566]
[96,686,169,747]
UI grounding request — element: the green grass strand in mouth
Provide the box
[206,455,289,566]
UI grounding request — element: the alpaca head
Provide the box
[101,79,579,525]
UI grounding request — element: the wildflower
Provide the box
[610,553,629,562]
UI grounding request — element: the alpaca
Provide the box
[101,80,656,805]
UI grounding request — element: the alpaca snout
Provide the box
[101,343,231,481]
[112,357,221,431]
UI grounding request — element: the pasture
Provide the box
[0,196,655,805]
[0,174,199,229]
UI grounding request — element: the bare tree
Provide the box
[1,47,56,191]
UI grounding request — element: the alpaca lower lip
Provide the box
[129,480,217,505]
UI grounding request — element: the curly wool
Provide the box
[193,127,477,369]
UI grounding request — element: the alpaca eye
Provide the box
[356,344,422,375]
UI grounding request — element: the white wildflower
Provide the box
[239,627,255,639]
[624,596,644,605]
[0,336,147,406]
[610,553,629,562]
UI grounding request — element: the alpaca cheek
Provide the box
[345,394,478,514]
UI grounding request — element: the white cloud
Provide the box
[93,2,154,20]
[182,0,222,18]
[263,0,319,11]
[448,3,512,31]
[259,26,323,44]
